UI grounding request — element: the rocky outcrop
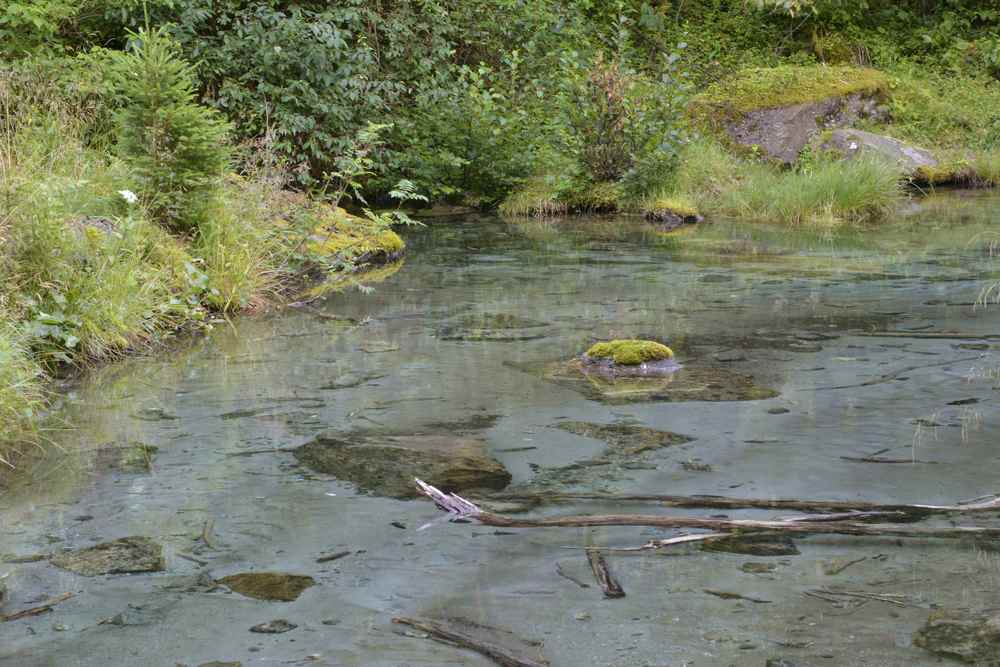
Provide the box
[914,609,1000,663]
[724,92,886,164]
[823,129,938,176]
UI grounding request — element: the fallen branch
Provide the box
[487,489,1000,518]
[815,355,982,391]
[1,592,74,623]
[857,332,1000,340]
[586,550,624,598]
[416,480,1000,544]
[392,616,548,667]
[840,456,939,464]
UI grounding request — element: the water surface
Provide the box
[3,190,1000,666]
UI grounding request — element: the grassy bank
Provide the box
[501,61,998,225]
[0,46,408,463]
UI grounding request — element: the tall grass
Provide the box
[667,140,904,227]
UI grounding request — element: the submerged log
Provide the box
[416,480,1000,546]
[586,550,625,598]
[488,489,1000,519]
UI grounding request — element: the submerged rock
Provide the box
[556,421,693,456]
[823,128,937,177]
[294,433,511,498]
[249,619,297,634]
[438,312,550,342]
[518,357,778,405]
[701,535,799,557]
[50,537,164,576]
[913,610,1000,663]
[217,572,315,602]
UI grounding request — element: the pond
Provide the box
[3,190,1000,666]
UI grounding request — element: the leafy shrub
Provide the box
[112,26,230,233]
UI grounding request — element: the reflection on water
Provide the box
[3,191,1000,666]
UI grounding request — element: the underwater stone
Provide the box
[294,433,511,499]
[218,572,315,602]
[701,535,799,557]
[50,537,164,576]
[914,610,1000,663]
[249,619,297,634]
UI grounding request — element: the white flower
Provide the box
[118,190,138,205]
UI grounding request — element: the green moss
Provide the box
[305,207,405,262]
[692,65,888,115]
[644,194,700,219]
[585,339,674,365]
[876,70,1000,151]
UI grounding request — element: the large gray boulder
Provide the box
[823,128,938,176]
[723,92,885,164]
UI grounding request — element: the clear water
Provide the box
[3,190,1000,666]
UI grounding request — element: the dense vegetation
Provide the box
[2,0,1000,458]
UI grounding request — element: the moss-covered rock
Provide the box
[693,65,888,115]
[689,65,889,164]
[644,195,704,231]
[584,340,674,366]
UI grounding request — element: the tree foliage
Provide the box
[112,26,230,233]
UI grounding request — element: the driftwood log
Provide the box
[416,480,1000,548]
[489,489,1000,519]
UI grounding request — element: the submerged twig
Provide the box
[1,592,74,623]
[586,550,625,598]
[392,616,548,667]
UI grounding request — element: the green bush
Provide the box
[112,26,230,233]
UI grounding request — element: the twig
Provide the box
[316,550,351,564]
[824,556,868,575]
[176,552,209,566]
[704,589,771,604]
[811,588,912,608]
[815,356,982,391]
[392,616,548,667]
[840,456,939,464]
[586,550,624,598]
[201,519,217,550]
[1,592,74,623]
[554,562,590,588]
